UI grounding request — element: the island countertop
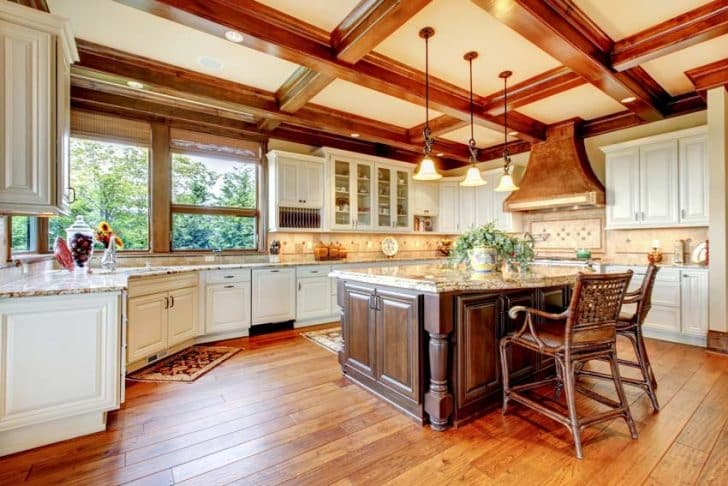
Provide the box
[330,263,586,293]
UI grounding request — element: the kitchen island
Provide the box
[331,263,585,430]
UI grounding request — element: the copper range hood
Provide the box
[505,119,605,211]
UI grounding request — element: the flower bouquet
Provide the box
[95,221,123,271]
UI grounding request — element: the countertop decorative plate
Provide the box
[381,237,399,257]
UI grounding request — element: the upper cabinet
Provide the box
[267,150,325,231]
[413,181,438,216]
[0,3,78,215]
[603,127,708,229]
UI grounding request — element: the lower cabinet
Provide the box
[296,276,331,322]
[341,283,421,411]
[681,270,709,337]
[0,292,121,456]
[205,282,251,334]
[167,287,198,346]
[252,268,296,325]
[127,292,168,363]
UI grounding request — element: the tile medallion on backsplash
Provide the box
[530,218,603,251]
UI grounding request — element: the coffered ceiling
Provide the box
[43,0,728,169]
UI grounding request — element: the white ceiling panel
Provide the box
[255,0,360,32]
[374,0,561,97]
[439,125,504,148]
[573,0,714,40]
[517,84,626,124]
[310,79,442,128]
[48,0,300,92]
[642,35,728,96]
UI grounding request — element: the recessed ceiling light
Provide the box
[224,30,244,43]
[126,80,144,89]
[350,133,360,138]
[621,96,637,103]
[198,56,224,70]
[508,131,519,137]
[436,152,445,157]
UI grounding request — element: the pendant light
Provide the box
[413,27,442,181]
[494,70,520,192]
[460,51,486,187]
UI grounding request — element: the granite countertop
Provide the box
[0,256,446,299]
[330,263,585,293]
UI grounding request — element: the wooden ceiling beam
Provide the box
[612,0,728,71]
[114,0,547,142]
[332,0,432,64]
[686,58,728,93]
[408,116,469,144]
[471,0,665,122]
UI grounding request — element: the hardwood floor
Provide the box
[1,325,727,485]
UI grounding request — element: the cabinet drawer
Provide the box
[652,280,681,307]
[127,272,198,298]
[644,305,681,333]
[297,265,331,278]
[205,268,251,284]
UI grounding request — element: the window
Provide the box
[10,216,38,254]
[171,152,258,251]
[49,138,150,251]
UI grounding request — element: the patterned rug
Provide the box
[127,345,240,383]
[302,327,343,354]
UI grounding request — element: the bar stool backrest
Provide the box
[635,264,660,325]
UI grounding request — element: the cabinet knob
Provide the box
[224,285,234,288]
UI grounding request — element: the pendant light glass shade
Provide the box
[461,165,486,186]
[494,170,519,192]
[414,27,442,181]
[414,155,442,181]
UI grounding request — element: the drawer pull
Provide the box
[270,269,280,273]
[310,270,319,273]
[224,275,235,279]
[224,285,235,288]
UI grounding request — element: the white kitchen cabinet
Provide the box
[0,3,77,215]
[252,268,296,325]
[205,282,251,334]
[681,270,709,337]
[167,286,198,347]
[489,173,515,231]
[413,181,438,216]
[679,135,709,225]
[639,141,679,226]
[458,186,477,231]
[268,151,325,231]
[375,164,412,231]
[331,158,374,230]
[438,182,459,233]
[605,148,640,228]
[475,182,493,228]
[127,292,168,364]
[297,277,332,322]
[0,292,120,456]
[603,127,707,229]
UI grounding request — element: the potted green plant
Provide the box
[450,223,535,273]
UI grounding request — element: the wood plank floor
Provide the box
[1,325,727,485]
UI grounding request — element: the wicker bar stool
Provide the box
[499,271,638,459]
[577,264,660,411]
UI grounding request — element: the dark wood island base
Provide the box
[332,264,581,430]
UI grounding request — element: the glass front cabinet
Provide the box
[326,151,412,232]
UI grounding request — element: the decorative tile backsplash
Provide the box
[530,218,603,250]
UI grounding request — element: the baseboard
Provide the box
[707,330,728,355]
[294,315,340,328]
[0,411,106,457]
[642,328,706,347]
[195,329,250,343]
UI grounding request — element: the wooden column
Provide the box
[150,122,171,253]
[423,293,454,430]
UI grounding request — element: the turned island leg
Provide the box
[424,293,453,431]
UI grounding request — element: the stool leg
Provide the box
[609,347,638,440]
[554,358,564,400]
[636,328,658,390]
[499,338,511,415]
[562,357,583,459]
[632,330,660,411]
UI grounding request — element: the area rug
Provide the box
[302,327,343,354]
[127,345,240,383]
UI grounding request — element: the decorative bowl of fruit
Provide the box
[65,216,95,271]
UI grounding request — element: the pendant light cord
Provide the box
[468,55,477,163]
[423,34,433,155]
[502,74,511,172]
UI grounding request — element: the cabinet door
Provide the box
[0,21,53,210]
[297,277,332,321]
[298,161,323,208]
[0,293,120,433]
[206,282,251,334]
[167,287,198,347]
[438,182,459,233]
[354,162,373,228]
[679,135,709,225]
[503,292,540,381]
[394,169,411,230]
[376,165,393,229]
[342,283,376,378]
[55,43,72,214]
[681,271,708,337]
[332,160,354,229]
[606,149,640,228]
[375,288,420,402]
[252,268,296,325]
[459,186,477,231]
[456,295,501,409]
[127,293,168,363]
[475,182,493,227]
[490,174,513,231]
[277,159,299,207]
[413,181,438,216]
[639,140,679,226]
